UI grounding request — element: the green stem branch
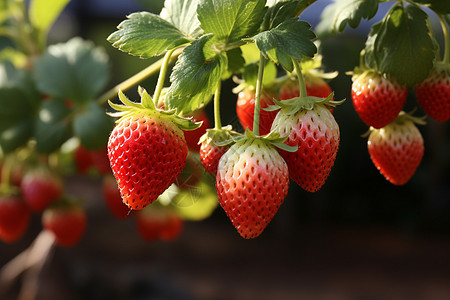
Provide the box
[154,48,176,107]
[293,59,307,98]
[97,48,182,105]
[214,82,222,130]
[253,54,266,136]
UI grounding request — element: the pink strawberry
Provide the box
[216,136,289,239]
[351,70,407,128]
[90,147,111,175]
[0,194,30,243]
[136,207,183,242]
[107,90,198,210]
[42,201,87,247]
[21,166,63,212]
[367,111,425,185]
[74,145,94,174]
[415,65,450,122]
[271,98,340,192]
[102,174,132,219]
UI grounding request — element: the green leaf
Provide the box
[0,121,34,154]
[364,4,436,86]
[242,59,277,88]
[252,18,316,71]
[29,0,70,38]
[34,37,110,103]
[34,99,71,153]
[414,0,450,14]
[107,12,191,58]
[261,0,310,31]
[197,0,266,43]
[224,47,245,78]
[160,0,203,39]
[73,102,114,150]
[317,0,379,34]
[165,35,227,113]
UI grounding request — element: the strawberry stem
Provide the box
[253,53,266,136]
[154,48,176,107]
[437,14,450,64]
[214,82,222,130]
[97,48,182,105]
[293,58,307,98]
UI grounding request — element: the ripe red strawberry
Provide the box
[182,110,211,152]
[108,90,197,210]
[21,167,63,212]
[236,89,278,135]
[351,70,407,128]
[216,137,289,239]
[74,145,94,174]
[367,111,424,185]
[136,207,183,242]
[415,66,450,122]
[42,202,87,247]
[0,195,30,243]
[102,174,132,219]
[271,101,340,192]
[90,147,111,175]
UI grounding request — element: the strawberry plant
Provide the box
[0,0,449,251]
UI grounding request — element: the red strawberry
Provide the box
[21,167,63,212]
[102,174,132,219]
[90,147,111,175]
[42,201,87,247]
[216,136,289,239]
[136,207,183,242]
[236,89,278,135]
[271,100,340,192]
[74,145,94,174]
[198,127,240,174]
[351,70,407,128]
[108,90,197,210]
[0,195,30,243]
[415,65,450,122]
[182,110,211,152]
[367,111,425,185]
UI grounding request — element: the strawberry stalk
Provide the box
[252,53,266,136]
[293,58,307,98]
[214,82,222,130]
[154,48,176,107]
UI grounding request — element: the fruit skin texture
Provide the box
[42,205,87,247]
[199,138,229,175]
[236,89,278,135]
[0,195,30,243]
[216,138,289,239]
[182,110,211,152]
[367,115,424,185]
[136,208,183,242]
[102,174,132,219]
[21,168,63,212]
[351,71,407,129]
[415,69,450,122]
[108,112,188,210]
[271,104,340,192]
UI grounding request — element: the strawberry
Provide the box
[21,166,63,212]
[107,89,198,210]
[367,111,425,185]
[415,64,450,122]
[182,110,211,152]
[0,194,30,243]
[90,147,111,175]
[271,95,341,192]
[74,145,94,174]
[199,126,240,174]
[236,89,278,135]
[351,69,407,128]
[102,174,132,219]
[136,207,183,242]
[42,201,87,247]
[216,135,289,239]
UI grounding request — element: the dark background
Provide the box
[1,1,450,299]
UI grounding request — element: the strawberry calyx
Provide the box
[199,125,242,147]
[265,92,344,115]
[222,129,297,153]
[108,88,202,131]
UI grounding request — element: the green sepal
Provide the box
[265,92,342,115]
[201,125,243,147]
[241,128,298,152]
[107,88,202,131]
